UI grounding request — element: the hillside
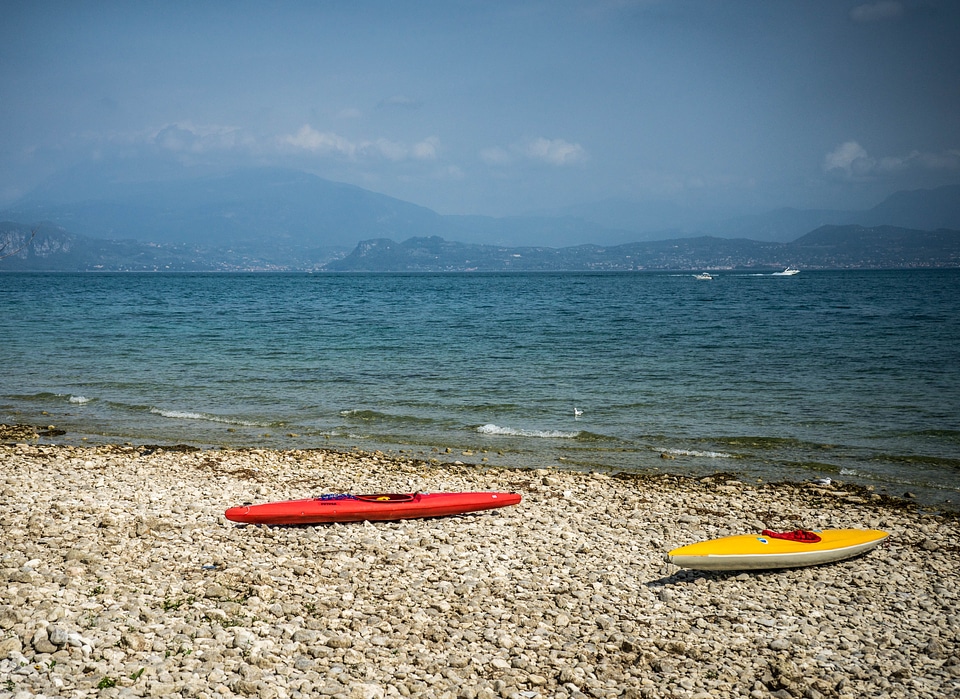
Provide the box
[785,225,960,269]
[325,228,960,272]
[0,222,337,272]
[2,166,960,271]
[1,166,612,251]
[6,222,954,272]
[4,166,959,254]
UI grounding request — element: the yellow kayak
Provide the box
[667,529,889,571]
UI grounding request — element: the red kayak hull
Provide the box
[224,491,521,525]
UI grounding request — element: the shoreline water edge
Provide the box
[2,428,959,698]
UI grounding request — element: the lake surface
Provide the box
[2,270,958,509]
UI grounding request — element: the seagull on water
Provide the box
[574,407,583,418]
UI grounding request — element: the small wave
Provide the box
[149,408,260,427]
[152,409,206,420]
[661,448,734,459]
[340,409,379,419]
[714,436,806,450]
[340,409,437,426]
[7,392,93,406]
[477,424,580,439]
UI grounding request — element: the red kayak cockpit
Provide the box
[350,493,418,503]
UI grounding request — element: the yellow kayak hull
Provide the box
[667,529,889,571]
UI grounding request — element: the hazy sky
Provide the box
[2,0,958,217]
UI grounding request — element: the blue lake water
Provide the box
[2,270,958,509]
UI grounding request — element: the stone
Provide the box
[204,583,231,599]
[350,684,385,699]
[0,607,20,629]
[0,636,23,655]
[327,635,353,648]
[46,625,69,646]
[0,442,956,699]
[31,627,57,654]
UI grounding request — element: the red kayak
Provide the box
[224,491,521,525]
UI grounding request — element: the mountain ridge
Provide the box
[323,227,960,272]
[5,164,959,248]
[3,221,958,272]
[2,165,959,270]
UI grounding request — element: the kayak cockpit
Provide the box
[352,493,418,503]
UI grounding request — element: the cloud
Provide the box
[850,1,903,23]
[823,141,870,176]
[412,136,440,160]
[155,125,198,152]
[283,125,439,162]
[910,149,960,170]
[875,149,960,173]
[368,138,407,161]
[481,138,587,167]
[152,123,252,154]
[523,137,587,166]
[284,126,357,157]
[824,141,960,178]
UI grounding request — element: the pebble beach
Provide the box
[2,428,958,699]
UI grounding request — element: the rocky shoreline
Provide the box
[2,434,959,698]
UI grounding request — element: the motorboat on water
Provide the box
[694,272,713,280]
[773,267,800,276]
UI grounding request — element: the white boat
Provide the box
[693,272,713,280]
[773,267,799,276]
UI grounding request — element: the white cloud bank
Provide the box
[481,137,587,167]
[824,141,960,178]
[152,123,254,153]
[524,137,587,165]
[283,125,439,162]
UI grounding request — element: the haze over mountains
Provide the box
[1,165,959,271]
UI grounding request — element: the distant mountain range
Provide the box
[1,165,959,271]
[533,183,960,242]
[323,227,960,272]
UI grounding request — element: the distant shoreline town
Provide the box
[1,223,959,272]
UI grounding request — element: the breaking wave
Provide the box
[149,408,261,427]
[477,424,580,439]
[660,448,734,459]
